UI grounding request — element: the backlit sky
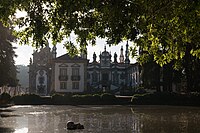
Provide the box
[13,39,136,65]
[13,11,136,66]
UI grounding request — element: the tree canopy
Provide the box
[0,0,199,67]
[0,22,18,86]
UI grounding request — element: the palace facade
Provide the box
[29,45,53,95]
[87,44,140,92]
[29,43,141,95]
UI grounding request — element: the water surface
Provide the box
[0,105,200,133]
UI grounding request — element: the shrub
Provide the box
[71,94,93,104]
[71,93,116,105]
[11,93,129,105]
[101,93,117,104]
[64,93,73,99]
[52,94,65,104]
[92,94,101,103]
[0,93,11,104]
[131,93,151,104]
[12,94,42,105]
[131,92,200,106]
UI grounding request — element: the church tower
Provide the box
[119,46,124,63]
[125,41,130,64]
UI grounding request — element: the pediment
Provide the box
[59,63,68,67]
[71,63,80,67]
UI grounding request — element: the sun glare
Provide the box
[15,10,27,18]
[14,127,28,133]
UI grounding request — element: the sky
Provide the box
[13,11,136,66]
[13,39,136,66]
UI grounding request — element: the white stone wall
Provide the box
[54,63,85,92]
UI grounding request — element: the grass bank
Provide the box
[131,92,200,106]
[11,93,128,105]
[1,92,200,106]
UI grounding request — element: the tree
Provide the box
[182,46,200,92]
[0,0,199,90]
[0,1,198,61]
[16,65,29,88]
[0,22,18,86]
[1,1,140,52]
[141,56,160,91]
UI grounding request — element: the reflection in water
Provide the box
[14,128,28,133]
[0,105,200,133]
[0,127,15,132]
[131,106,200,133]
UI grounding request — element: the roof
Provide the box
[55,54,87,61]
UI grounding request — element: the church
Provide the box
[29,43,141,96]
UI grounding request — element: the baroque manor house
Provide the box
[29,43,140,96]
[87,45,140,92]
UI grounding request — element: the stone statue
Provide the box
[114,52,117,63]
[93,52,97,62]
[29,58,32,65]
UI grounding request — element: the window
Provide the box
[72,82,79,90]
[60,82,67,90]
[136,73,138,84]
[87,72,90,79]
[92,72,98,82]
[113,72,119,84]
[120,73,125,79]
[72,68,79,76]
[60,68,67,76]
[59,68,68,81]
[102,73,108,81]
[71,68,80,81]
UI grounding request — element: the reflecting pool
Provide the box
[0,105,200,133]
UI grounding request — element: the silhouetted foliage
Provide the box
[12,93,120,105]
[12,94,42,105]
[131,92,200,106]
[0,1,199,65]
[16,65,29,87]
[0,93,11,104]
[0,22,18,86]
[1,1,200,92]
